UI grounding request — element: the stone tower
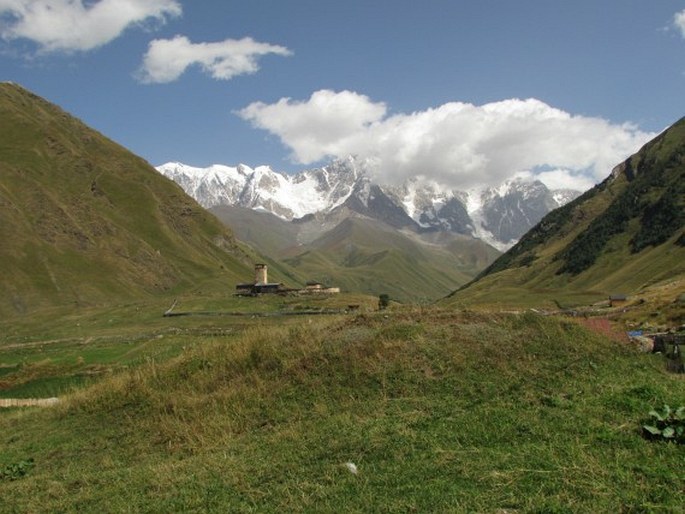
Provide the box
[255,263,268,284]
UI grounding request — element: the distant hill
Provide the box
[211,205,301,259]
[212,205,500,302]
[0,83,253,316]
[445,116,685,308]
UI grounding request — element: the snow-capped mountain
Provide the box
[473,179,581,248]
[157,157,581,250]
[158,158,362,219]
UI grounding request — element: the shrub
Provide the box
[378,294,390,310]
[0,458,34,481]
[642,405,685,444]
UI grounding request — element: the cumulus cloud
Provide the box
[0,0,181,53]
[238,90,386,162]
[674,9,685,38]
[238,90,654,191]
[513,169,596,192]
[137,35,292,83]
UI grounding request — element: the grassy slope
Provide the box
[283,217,495,303]
[0,293,379,400]
[0,311,683,512]
[0,83,253,317]
[212,206,500,303]
[211,205,301,258]
[446,231,685,310]
[446,118,685,309]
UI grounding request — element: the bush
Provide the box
[0,458,34,481]
[378,294,390,310]
[642,405,685,444]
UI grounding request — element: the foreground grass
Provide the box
[1,310,683,512]
[0,293,376,399]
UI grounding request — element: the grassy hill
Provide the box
[285,217,497,302]
[211,205,301,258]
[1,309,683,511]
[446,117,685,309]
[0,83,255,316]
[212,206,500,302]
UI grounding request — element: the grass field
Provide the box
[0,293,377,400]
[1,302,683,512]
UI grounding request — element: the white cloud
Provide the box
[137,35,292,83]
[238,90,655,191]
[674,9,685,38]
[514,169,596,192]
[237,90,386,162]
[0,0,181,53]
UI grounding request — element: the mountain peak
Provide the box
[157,158,581,249]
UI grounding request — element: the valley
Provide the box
[1,83,683,512]
[156,158,579,303]
[211,207,500,302]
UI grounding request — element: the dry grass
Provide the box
[1,309,683,512]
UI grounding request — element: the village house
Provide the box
[302,281,341,295]
[235,265,339,296]
[609,294,628,307]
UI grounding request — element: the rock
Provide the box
[630,335,654,353]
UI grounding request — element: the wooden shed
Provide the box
[609,294,628,307]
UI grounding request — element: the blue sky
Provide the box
[1,1,685,190]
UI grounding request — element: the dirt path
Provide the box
[576,317,629,342]
[0,397,60,408]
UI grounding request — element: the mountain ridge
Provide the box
[158,158,581,251]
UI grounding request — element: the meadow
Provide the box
[1,296,683,512]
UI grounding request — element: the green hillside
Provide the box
[212,205,499,303]
[446,116,685,309]
[1,310,682,511]
[211,205,301,258]
[0,83,254,316]
[285,217,497,302]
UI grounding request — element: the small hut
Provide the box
[609,294,628,307]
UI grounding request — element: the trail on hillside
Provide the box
[0,398,59,408]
